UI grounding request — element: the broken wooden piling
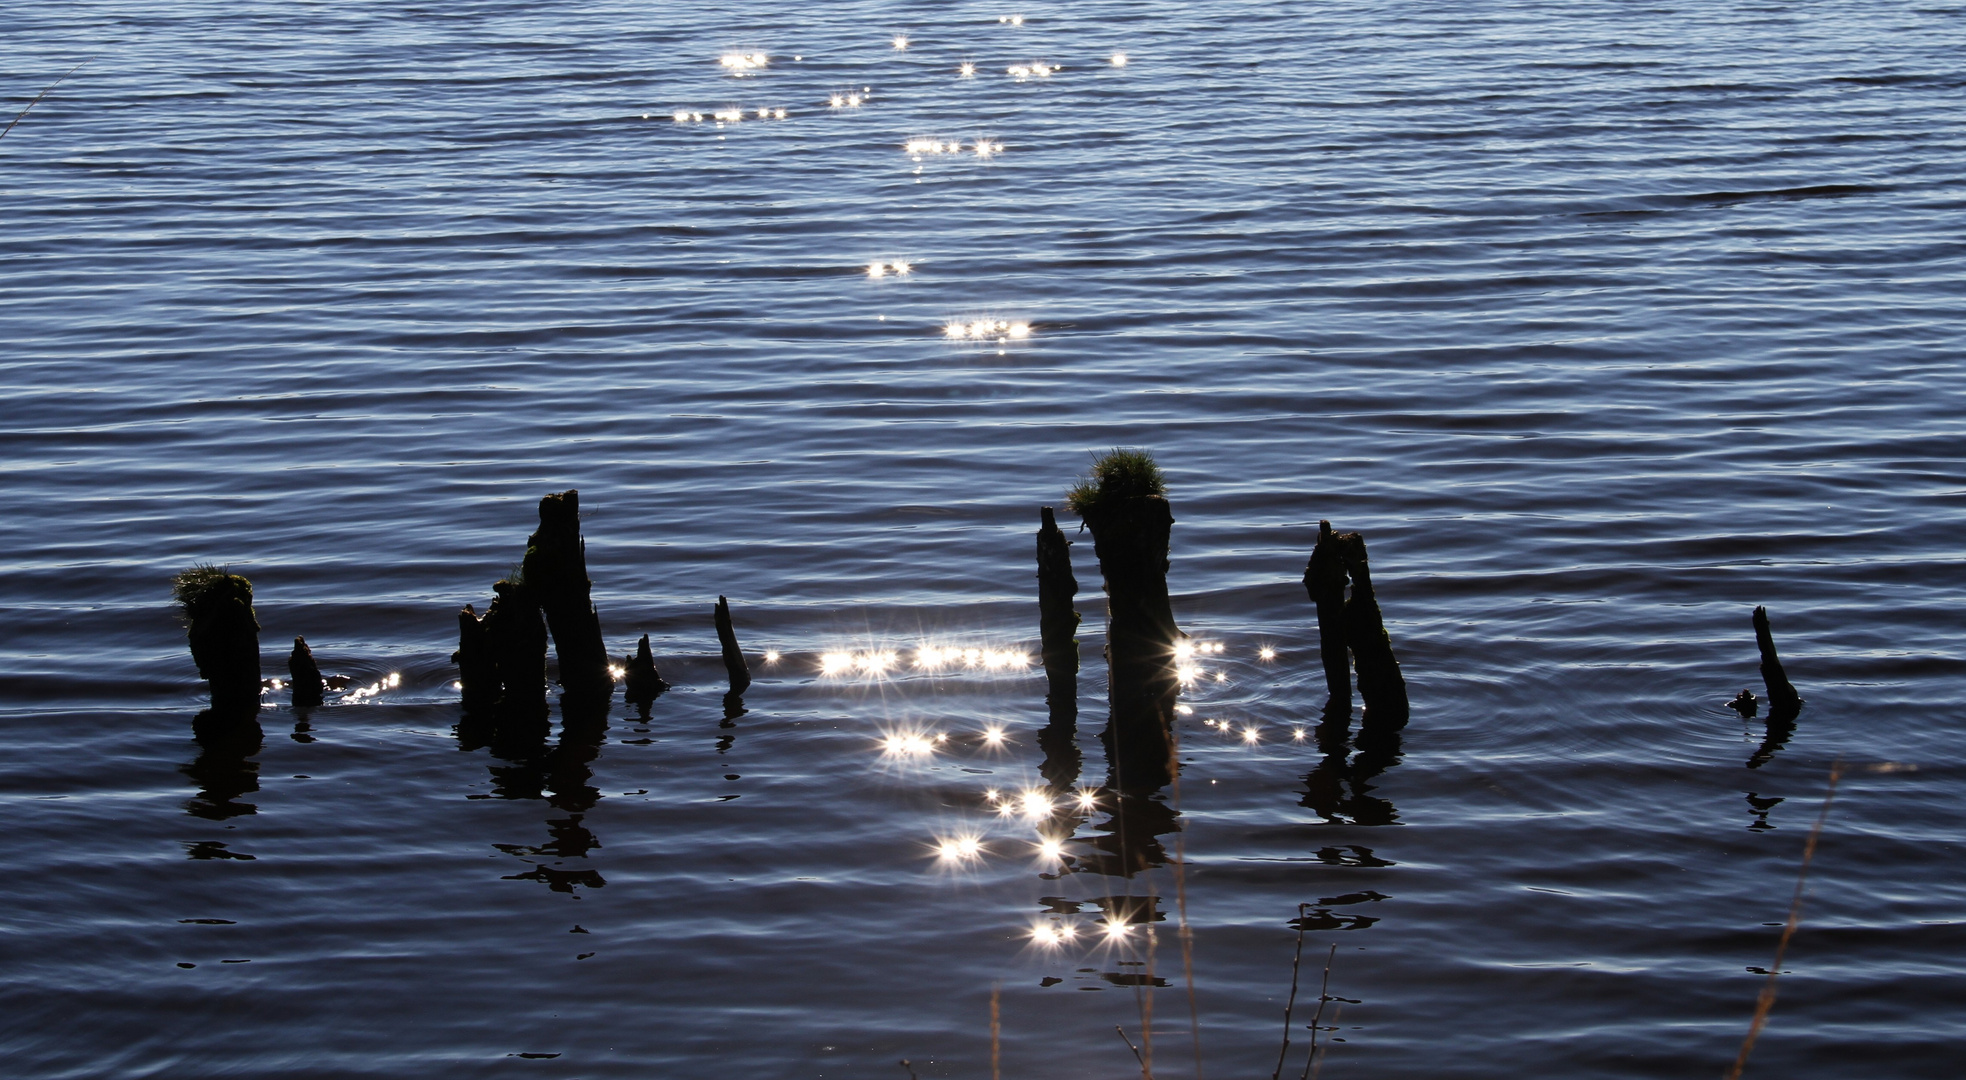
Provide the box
[1036,505,1082,677]
[288,636,325,707]
[1303,521,1351,708]
[453,604,499,713]
[1338,530,1408,727]
[484,577,548,721]
[714,595,751,695]
[172,565,262,712]
[1066,450,1182,791]
[523,490,614,706]
[1752,606,1802,720]
[623,633,669,710]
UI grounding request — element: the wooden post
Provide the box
[484,578,548,722]
[1753,606,1802,720]
[1067,450,1182,792]
[288,636,325,707]
[1303,521,1351,709]
[453,604,498,713]
[172,566,262,713]
[715,595,751,695]
[1336,531,1407,727]
[623,633,669,710]
[523,490,614,706]
[1037,506,1082,677]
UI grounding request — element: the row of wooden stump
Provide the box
[174,452,1802,791]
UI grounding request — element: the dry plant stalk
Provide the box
[990,982,1001,1080]
[1725,757,1844,1080]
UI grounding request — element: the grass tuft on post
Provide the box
[1066,448,1166,514]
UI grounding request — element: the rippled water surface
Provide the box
[5,1,1966,1076]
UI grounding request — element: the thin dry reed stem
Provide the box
[1725,756,1844,1080]
[1298,945,1336,1080]
[1116,1024,1146,1072]
[1143,925,1156,1078]
[990,982,1001,1080]
[1272,904,1310,1080]
[2,59,91,143]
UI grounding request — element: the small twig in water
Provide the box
[1273,904,1310,1080]
[1115,1024,1146,1071]
[898,1059,918,1080]
[1299,944,1337,1080]
[1,59,92,144]
[1725,756,1844,1080]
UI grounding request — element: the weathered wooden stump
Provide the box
[288,636,325,707]
[453,604,499,713]
[1036,505,1082,678]
[622,633,669,709]
[714,595,751,695]
[1303,521,1352,708]
[484,577,548,723]
[1337,531,1408,727]
[523,490,614,706]
[1067,450,1182,792]
[172,566,262,712]
[1753,605,1802,720]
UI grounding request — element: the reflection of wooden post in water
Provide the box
[172,566,262,712]
[1303,522,1351,709]
[714,595,751,695]
[1066,450,1182,792]
[288,636,325,707]
[524,490,614,707]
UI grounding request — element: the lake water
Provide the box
[4,1,1965,1076]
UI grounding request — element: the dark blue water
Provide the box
[4,1,1965,1076]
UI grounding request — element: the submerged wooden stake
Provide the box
[288,636,325,707]
[523,490,613,705]
[453,604,498,713]
[714,595,751,695]
[484,577,548,721]
[1303,521,1351,708]
[1753,605,1803,720]
[1337,531,1408,726]
[1036,505,1082,678]
[1067,450,1182,792]
[622,633,669,708]
[172,566,262,712]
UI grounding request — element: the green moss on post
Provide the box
[172,565,262,712]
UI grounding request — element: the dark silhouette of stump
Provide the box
[622,633,669,710]
[172,566,262,713]
[1753,606,1802,720]
[1338,531,1408,727]
[1036,505,1083,750]
[484,578,549,729]
[714,595,751,695]
[523,490,614,706]
[453,604,499,714]
[1303,521,1352,709]
[1745,606,1802,770]
[185,710,264,820]
[1067,450,1182,793]
[288,636,325,707]
[1037,506,1082,678]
